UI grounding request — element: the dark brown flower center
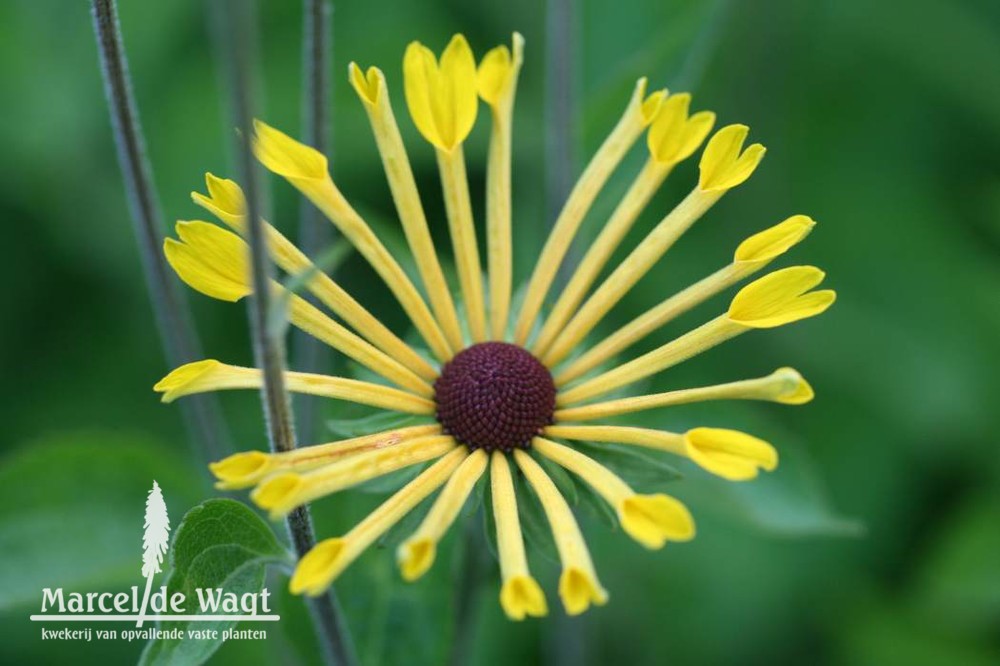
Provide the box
[434,342,556,453]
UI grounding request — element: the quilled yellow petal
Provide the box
[251,435,457,519]
[491,452,547,620]
[554,367,813,421]
[290,448,466,596]
[514,78,665,346]
[514,449,608,615]
[397,450,487,581]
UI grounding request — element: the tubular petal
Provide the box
[513,78,665,346]
[252,120,453,361]
[252,435,457,519]
[545,424,777,482]
[557,316,745,405]
[209,425,440,490]
[192,174,438,381]
[532,158,672,356]
[533,437,692,549]
[480,33,524,340]
[289,448,466,596]
[554,367,814,421]
[554,216,816,383]
[155,360,435,414]
[514,450,607,615]
[542,186,723,367]
[286,293,434,396]
[491,452,547,620]
[437,147,487,341]
[348,64,464,351]
[698,124,766,192]
[397,449,488,581]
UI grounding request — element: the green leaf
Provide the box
[571,440,683,491]
[675,436,863,538]
[574,479,619,531]
[354,462,426,494]
[139,499,290,666]
[482,497,500,563]
[0,432,202,611]
[533,449,580,506]
[513,472,560,565]
[326,411,428,439]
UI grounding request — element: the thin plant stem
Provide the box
[545,0,588,663]
[221,2,356,664]
[89,0,229,466]
[294,0,335,445]
[546,0,579,291]
[448,513,490,666]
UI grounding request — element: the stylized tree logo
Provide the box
[137,481,170,627]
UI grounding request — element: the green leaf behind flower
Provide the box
[139,499,290,666]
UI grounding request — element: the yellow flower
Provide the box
[157,32,834,619]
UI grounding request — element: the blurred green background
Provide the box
[2,0,999,664]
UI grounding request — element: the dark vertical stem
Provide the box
[294,0,335,444]
[89,0,228,466]
[545,0,588,663]
[448,513,489,666]
[220,2,355,665]
[546,0,578,290]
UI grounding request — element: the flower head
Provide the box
[157,32,834,619]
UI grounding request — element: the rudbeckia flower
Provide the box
[155,32,834,619]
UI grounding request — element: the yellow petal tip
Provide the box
[153,360,223,402]
[698,124,766,191]
[397,538,436,582]
[734,215,815,263]
[500,575,548,620]
[290,538,347,596]
[619,494,695,549]
[208,451,272,490]
[252,120,328,181]
[558,568,608,616]
[348,62,382,107]
[773,367,815,404]
[684,428,778,480]
[728,266,834,328]
[250,472,303,518]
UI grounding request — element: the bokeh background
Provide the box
[2,0,999,664]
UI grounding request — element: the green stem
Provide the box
[448,514,489,666]
[89,0,229,466]
[220,2,356,664]
[545,0,588,663]
[294,0,336,444]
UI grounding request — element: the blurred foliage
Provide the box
[1,0,998,664]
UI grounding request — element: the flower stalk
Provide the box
[220,1,355,664]
[89,0,229,465]
[295,0,334,444]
